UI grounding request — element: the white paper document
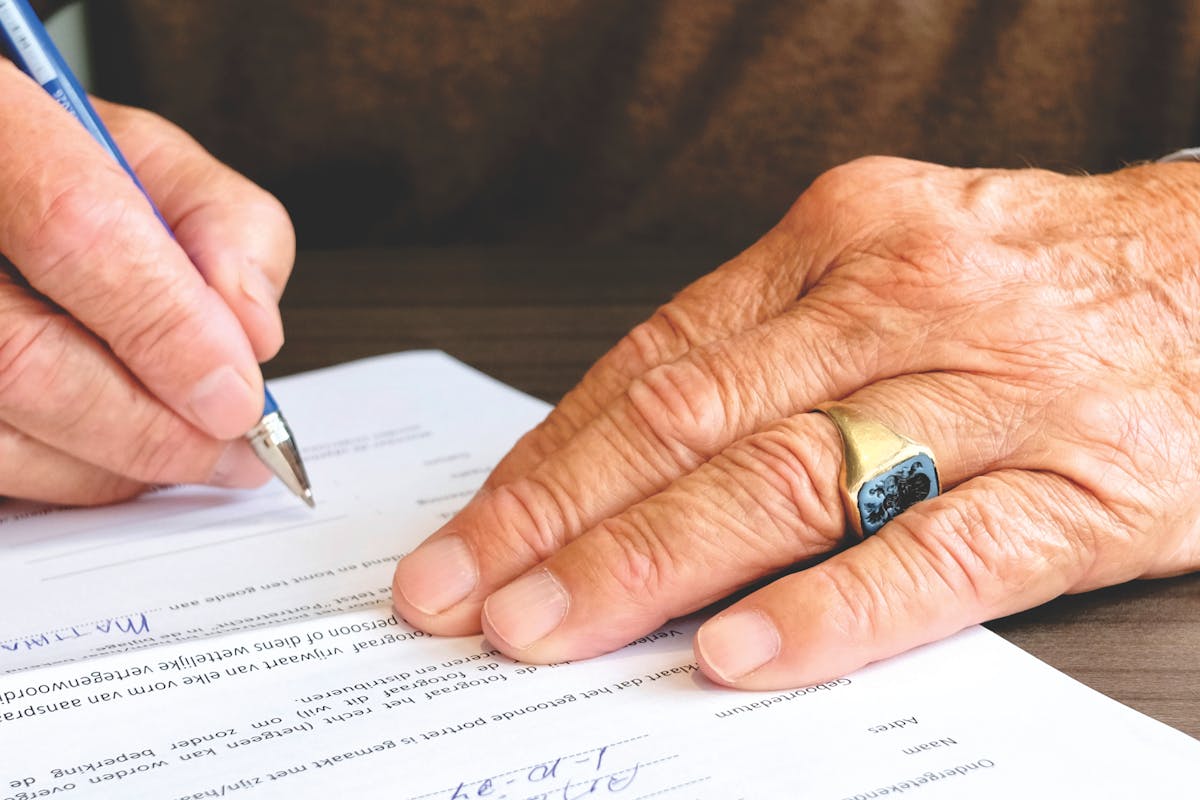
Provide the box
[0,352,549,673]
[0,352,1196,797]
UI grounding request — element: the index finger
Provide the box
[0,62,262,440]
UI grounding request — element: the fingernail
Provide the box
[394,535,478,615]
[483,569,568,650]
[189,365,259,439]
[209,441,272,488]
[697,610,781,682]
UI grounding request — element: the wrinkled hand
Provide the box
[393,156,1200,689]
[0,62,294,503]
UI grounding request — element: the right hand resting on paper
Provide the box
[0,61,294,504]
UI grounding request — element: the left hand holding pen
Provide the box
[393,156,1200,689]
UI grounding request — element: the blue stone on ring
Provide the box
[815,403,941,538]
[857,453,940,536]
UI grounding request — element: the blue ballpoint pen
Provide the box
[0,0,314,507]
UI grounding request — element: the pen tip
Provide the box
[246,410,315,510]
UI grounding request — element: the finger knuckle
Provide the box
[25,177,133,290]
[625,357,728,458]
[107,103,173,137]
[108,108,207,179]
[532,401,591,452]
[590,512,673,603]
[613,304,697,375]
[812,560,889,642]
[1020,479,1104,582]
[486,424,558,487]
[480,477,580,564]
[888,508,995,609]
[106,280,206,368]
[888,484,1068,611]
[724,422,846,546]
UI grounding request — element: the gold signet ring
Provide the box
[814,403,940,538]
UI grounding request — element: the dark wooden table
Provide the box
[271,245,1200,740]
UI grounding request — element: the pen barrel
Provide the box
[263,387,280,417]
